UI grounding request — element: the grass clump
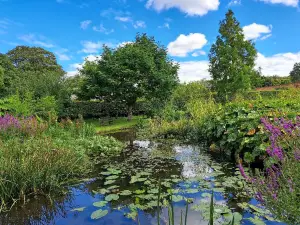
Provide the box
[0,114,124,211]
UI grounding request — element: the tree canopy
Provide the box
[209,10,257,101]
[290,62,300,83]
[2,46,65,98]
[80,34,179,120]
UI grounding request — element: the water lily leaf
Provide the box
[93,201,108,208]
[148,188,159,194]
[172,195,184,202]
[91,209,109,220]
[101,172,111,176]
[71,207,86,212]
[186,189,198,194]
[106,175,119,180]
[135,189,145,194]
[247,216,266,225]
[147,200,158,208]
[120,190,132,196]
[105,194,119,202]
[96,189,110,195]
[108,168,122,175]
[213,187,225,193]
[233,212,243,224]
[107,185,119,190]
[104,180,116,185]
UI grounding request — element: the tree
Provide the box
[209,10,257,101]
[0,65,4,88]
[290,62,300,83]
[0,54,18,97]
[5,46,65,98]
[80,34,179,120]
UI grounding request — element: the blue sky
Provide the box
[1,0,300,82]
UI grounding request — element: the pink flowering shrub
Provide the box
[239,117,300,224]
[0,114,48,139]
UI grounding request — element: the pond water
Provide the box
[0,130,286,225]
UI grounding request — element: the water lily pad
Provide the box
[172,195,184,202]
[185,189,199,194]
[104,180,116,185]
[91,209,109,220]
[105,194,119,202]
[135,189,145,194]
[120,190,132,196]
[247,216,266,225]
[107,185,119,190]
[93,201,108,208]
[106,175,119,180]
[71,207,86,212]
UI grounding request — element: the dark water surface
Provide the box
[0,130,286,225]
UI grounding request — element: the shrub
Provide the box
[239,117,300,224]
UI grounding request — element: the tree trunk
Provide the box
[127,105,133,121]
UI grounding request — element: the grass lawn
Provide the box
[86,116,143,133]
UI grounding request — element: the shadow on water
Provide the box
[0,130,286,225]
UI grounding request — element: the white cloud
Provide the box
[92,24,114,34]
[80,20,92,29]
[118,41,134,48]
[191,50,206,57]
[158,22,170,29]
[133,20,146,29]
[115,16,132,22]
[81,41,103,53]
[228,0,241,6]
[258,0,299,7]
[146,0,220,16]
[178,61,210,82]
[243,23,272,40]
[18,34,55,48]
[83,54,101,62]
[256,52,300,76]
[167,33,208,57]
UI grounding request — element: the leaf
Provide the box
[248,216,266,225]
[91,209,109,220]
[104,180,116,185]
[106,175,119,180]
[172,195,184,202]
[105,194,119,202]
[107,185,119,190]
[71,207,86,212]
[93,201,108,208]
[185,189,198,194]
[119,190,132,196]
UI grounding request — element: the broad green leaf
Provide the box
[71,207,86,212]
[105,194,119,202]
[91,209,109,220]
[93,201,108,208]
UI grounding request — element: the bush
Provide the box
[240,117,300,224]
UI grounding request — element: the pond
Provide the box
[0,130,285,225]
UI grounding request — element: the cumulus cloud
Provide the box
[80,20,92,29]
[258,0,299,7]
[80,41,103,53]
[158,22,170,29]
[146,0,220,16]
[243,23,272,40]
[167,33,208,57]
[178,61,210,82]
[256,52,300,76]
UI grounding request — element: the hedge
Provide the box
[59,100,149,119]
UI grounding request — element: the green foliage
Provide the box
[0,137,89,208]
[80,34,179,119]
[0,65,4,88]
[0,92,57,118]
[209,10,257,101]
[290,62,300,83]
[59,100,148,119]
